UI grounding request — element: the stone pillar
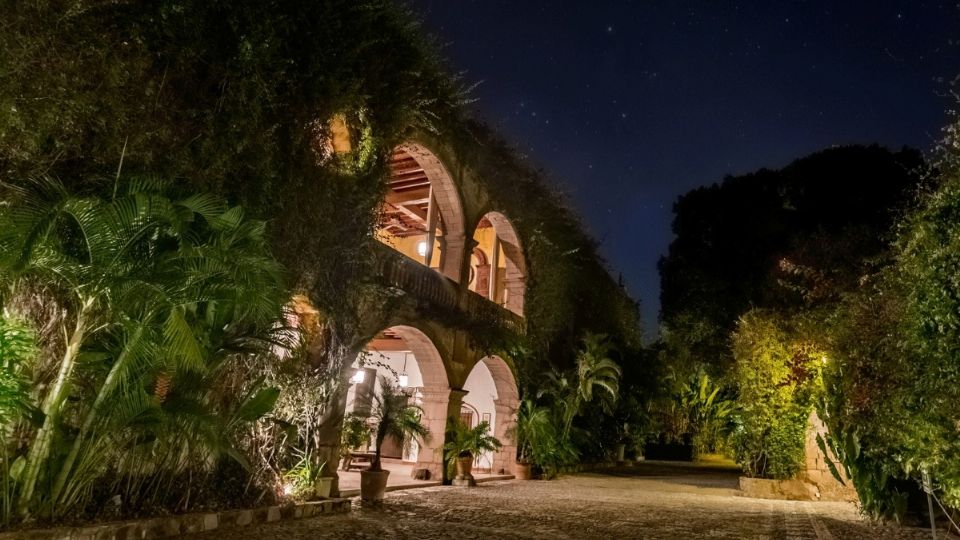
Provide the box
[801,410,859,502]
[492,398,519,475]
[317,375,351,497]
[413,388,464,481]
[439,234,467,284]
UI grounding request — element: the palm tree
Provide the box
[557,333,622,437]
[444,420,502,466]
[0,177,285,518]
[368,376,428,472]
[511,399,551,464]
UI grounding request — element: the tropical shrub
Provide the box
[730,310,823,479]
[445,420,501,461]
[0,177,285,522]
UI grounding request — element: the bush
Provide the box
[731,310,822,479]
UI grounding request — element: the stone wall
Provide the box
[0,498,352,540]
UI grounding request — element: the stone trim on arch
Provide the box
[394,142,467,283]
[477,211,527,316]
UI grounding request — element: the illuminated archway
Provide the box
[344,324,451,480]
[377,143,467,282]
[461,355,520,474]
[471,211,526,315]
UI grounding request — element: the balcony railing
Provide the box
[374,243,524,334]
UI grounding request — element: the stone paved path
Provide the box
[192,462,933,539]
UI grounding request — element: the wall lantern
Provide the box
[398,352,411,387]
[417,241,428,257]
[350,369,366,384]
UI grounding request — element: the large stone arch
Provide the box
[382,142,468,283]
[357,323,455,480]
[471,210,527,315]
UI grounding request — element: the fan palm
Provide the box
[444,420,502,464]
[0,176,285,518]
[368,376,428,472]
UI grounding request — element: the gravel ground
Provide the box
[190,462,932,539]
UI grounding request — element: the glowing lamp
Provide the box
[417,241,428,257]
[350,370,366,384]
[398,374,409,387]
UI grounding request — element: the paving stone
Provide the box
[186,463,933,539]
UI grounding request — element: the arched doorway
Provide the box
[376,143,467,282]
[461,355,520,474]
[471,211,526,315]
[342,325,451,482]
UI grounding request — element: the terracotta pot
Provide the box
[455,455,474,479]
[360,469,390,503]
[514,461,532,480]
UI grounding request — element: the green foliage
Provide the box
[368,376,428,472]
[0,178,285,522]
[340,415,372,455]
[444,420,501,468]
[819,157,960,517]
[282,448,326,499]
[660,145,924,374]
[730,310,822,479]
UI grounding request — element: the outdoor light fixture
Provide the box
[398,352,410,387]
[417,241,428,257]
[350,369,365,384]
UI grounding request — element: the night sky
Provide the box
[406,0,959,339]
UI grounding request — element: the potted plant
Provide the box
[444,419,502,486]
[283,449,325,499]
[361,376,429,503]
[510,399,550,480]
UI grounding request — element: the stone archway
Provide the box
[378,143,468,283]
[359,325,452,480]
[480,355,520,475]
[472,211,526,315]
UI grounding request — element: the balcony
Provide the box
[373,243,524,334]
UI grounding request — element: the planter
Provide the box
[615,443,626,462]
[452,455,476,486]
[514,461,533,480]
[359,469,390,503]
[314,476,334,498]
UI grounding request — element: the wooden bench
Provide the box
[342,451,377,471]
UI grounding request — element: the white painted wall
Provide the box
[344,350,424,461]
[463,362,499,470]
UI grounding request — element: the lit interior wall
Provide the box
[344,349,425,461]
[462,361,499,471]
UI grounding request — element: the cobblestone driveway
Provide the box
[192,463,931,539]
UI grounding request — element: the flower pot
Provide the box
[360,469,390,503]
[314,476,334,498]
[514,461,532,480]
[452,455,476,486]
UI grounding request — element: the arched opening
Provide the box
[339,325,451,489]
[376,143,467,282]
[461,355,520,474]
[471,211,527,315]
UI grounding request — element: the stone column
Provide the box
[413,388,464,481]
[317,374,351,497]
[492,398,519,475]
[439,234,467,284]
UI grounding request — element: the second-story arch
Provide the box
[470,211,527,316]
[377,142,467,283]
